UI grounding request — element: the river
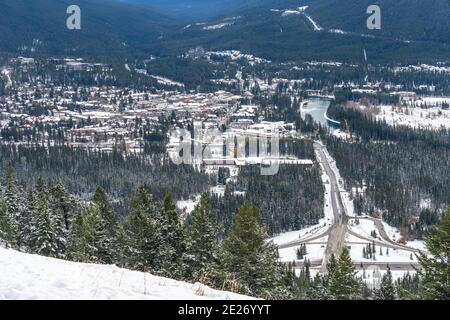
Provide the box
[300,98,340,129]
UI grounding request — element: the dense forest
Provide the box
[0,145,212,215]
[324,103,450,238]
[212,164,324,236]
[0,165,448,300]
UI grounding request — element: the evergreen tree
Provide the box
[19,191,38,250]
[122,208,159,272]
[92,187,119,263]
[307,274,330,300]
[3,164,22,247]
[184,193,218,280]
[31,186,57,257]
[0,195,14,246]
[85,205,115,264]
[212,203,284,298]
[326,254,337,275]
[122,186,161,272]
[49,181,75,230]
[159,193,185,278]
[50,207,67,258]
[329,247,362,300]
[67,208,90,262]
[374,268,396,300]
[417,207,450,300]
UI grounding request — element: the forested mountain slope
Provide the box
[0,0,172,55]
[161,0,450,63]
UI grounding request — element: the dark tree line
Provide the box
[211,164,325,236]
[0,145,213,215]
[324,105,450,238]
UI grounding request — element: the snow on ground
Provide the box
[321,146,356,217]
[394,64,450,74]
[270,224,329,246]
[349,219,377,239]
[176,194,201,215]
[329,29,348,35]
[0,247,252,300]
[356,268,416,288]
[207,50,270,64]
[381,221,402,242]
[269,145,335,248]
[318,169,335,224]
[330,128,349,140]
[203,22,234,30]
[278,241,327,263]
[404,240,427,251]
[210,185,226,197]
[149,75,185,88]
[281,6,309,16]
[304,14,322,31]
[1,68,12,88]
[376,104,450,130]
[349,243,417,263]
[381,221,426,250]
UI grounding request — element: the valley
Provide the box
[0,0,449,303]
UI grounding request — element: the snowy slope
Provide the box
[0,247,252,300]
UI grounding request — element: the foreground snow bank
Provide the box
[0,247,252,300]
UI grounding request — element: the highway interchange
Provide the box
[277,141,422,276]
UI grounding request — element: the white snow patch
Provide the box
[0,247,252,300]
[375,104,450,130]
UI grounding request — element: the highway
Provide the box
[276,140,422,275]
[291,260,420,272]
[314,142,349,272]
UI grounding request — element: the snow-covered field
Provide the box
[349,243,417,263]
[349,219,377,239]
[278,241,327,262]
[376,104,450,130]
[176,194,201,214]
[149,75,185,88]
[203,22,234,30]
[270,224,329,247]
[0,247,252,300]
[208,50,270,64]
[394,64,450,74]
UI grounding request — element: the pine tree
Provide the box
[417,207,450,300]
[374,268,397,300]
[67,208,89,262]
[159,193,185,278]
[2,164,22,247]
[327,254,337,275]
[307,274,330,300]
[84,205,114,264]
[50,207,67,258]
[0,195,15,246]
[31,187,57,257]
[123,208,160,271]
[184,193,218,280]
[49,181,75,230]
[329,247,362,300]
[92,187,119,263]
[19,191,38,250]
[212,203,284,298]
[122,186,161,272]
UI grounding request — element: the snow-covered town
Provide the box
[1,0,450,304]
